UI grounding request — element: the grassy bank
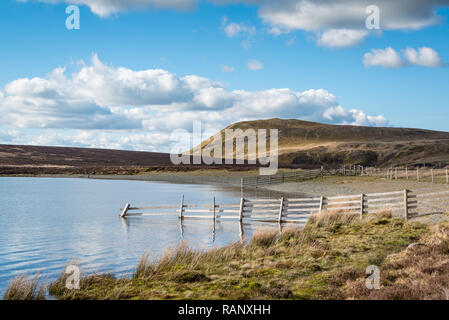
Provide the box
[46,211,439,300]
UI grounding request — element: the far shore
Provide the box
[3,170,449,200]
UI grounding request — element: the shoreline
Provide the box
[3,173,449,198]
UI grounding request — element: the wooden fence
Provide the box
[120,188,449,223]
[241,165,364,189]
[364,167,449,184]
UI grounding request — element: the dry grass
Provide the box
[249,228,278,248]
[339,222,449,300]
[308,210,358,228]
[3,273,46,300]
[47,209,432,300]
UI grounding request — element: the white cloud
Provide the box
[247,60,263,71]
[218,0,449,47]
[19,0,449,48]
[221,65,235,72]
[222,21,255,38]
[317,29,368,48]
[363,47,403,68]
[221,16,256,49]
[403,47,443,67]
[0,129,21,144]
[0,55,387,151]
[364,47,444,68]
[19,0,197,16]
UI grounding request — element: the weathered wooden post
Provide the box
[120,203,130,218]
[360,194,364,220]
[406,166,408,180]
[417,167,420,182]
[431,169,434,183]
[278,197,285,223]
[212,196,216,221]
[178,195,185,219]
[446,168,448,184]
[319,196,324,214]
[238,197,245,222]
[403,189,409,220]
[395,168,398,180]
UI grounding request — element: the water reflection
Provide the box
[122,215,306,244]
[0,177,308,294]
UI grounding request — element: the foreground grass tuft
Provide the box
[342,221,449,300]
[3,274,46,300]
[47,211,432,300]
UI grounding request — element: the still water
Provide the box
[0,177,281,295]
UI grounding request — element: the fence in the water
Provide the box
[120,188,449,223]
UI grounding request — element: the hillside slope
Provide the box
[194,118,449,167]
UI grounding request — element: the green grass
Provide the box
[48,212,428,300]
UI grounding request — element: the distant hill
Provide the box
[193,118,449,167]
[2,119,449,175]
[0,144,254,175]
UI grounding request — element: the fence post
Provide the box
[238,197,245,222]
[360,194,364,220]
[406,166,408,180]
[417,167,420,182]
[431,169,434,183]
[403,189,409,220]
[446,168,448,184]
[319,196,324,214]
[212,196,216,221]
[178,194,185,219]
[241,178,243,198]
[278,197,285,223]
[120,203,130,218]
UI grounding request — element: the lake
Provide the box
[0,177,285,295]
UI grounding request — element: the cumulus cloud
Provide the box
[364,47,443,68]
[317,29,368,48]
[363,47,403,68]
[19,1,449,47]
[19,0,197,16]
[0,55,387,151]
[247,60,263,71]
[217,0,449,47]
[403,47,443,67]
[221,17,256,38]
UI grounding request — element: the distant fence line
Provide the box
[241,166,364,189]
[241,166,449,191]
[363,167,449,184]
[119,188,449,225]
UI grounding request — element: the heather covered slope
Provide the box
[195,119,449,167]
[2,119,449,174]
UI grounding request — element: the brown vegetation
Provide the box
[3,274,46,300]
[48,211,431,300]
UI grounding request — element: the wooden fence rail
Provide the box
[364,167,449,184]
[241,166,364,189]
[119,188,449,223]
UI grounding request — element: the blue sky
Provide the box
[0,0,448,151]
